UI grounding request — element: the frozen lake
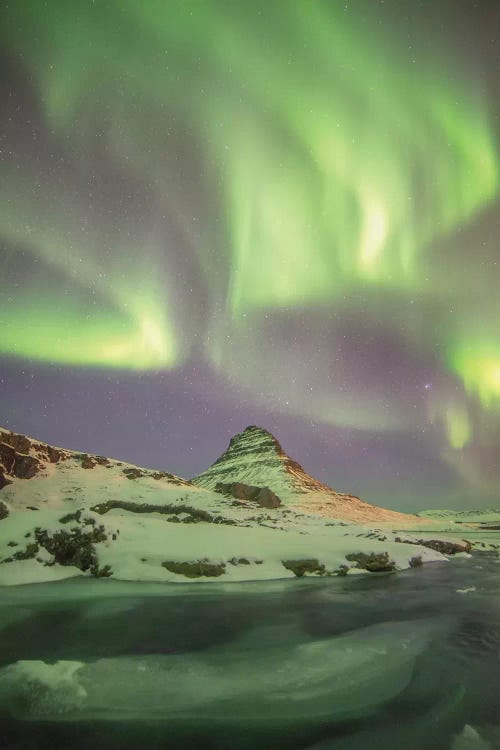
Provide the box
[1,552,500,749]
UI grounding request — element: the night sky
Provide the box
[0,1,499,511]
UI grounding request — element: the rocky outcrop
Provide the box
[395,537,471,555]
[282,559,325,577]
[46,446,62,463]
[90,499,236,526]
[215,481,281,508]
[0,442,16,474]
[0,429,68,484]
[1,520,112,577]
[193,425,417,524]
[1,432,31,454]
[33,525,111,576]
[0,473,10,491]
[162,559,226,578]
[0,500,9,519]
[345,551,396,572]
[13,454,41,479]
[122,467,143,479]
[0,440,43,480]
[417,539,471,555]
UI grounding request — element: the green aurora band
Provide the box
[0,1,498,444]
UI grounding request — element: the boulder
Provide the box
[0,500,9,519]
[81,455,97,470]
[257,487,282,509]
[215,481,281,508]
[409,555,423,568]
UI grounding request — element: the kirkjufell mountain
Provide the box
[193,425,413,524]
[0,425,472,586]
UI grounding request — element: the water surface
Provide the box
[1,554,500,750]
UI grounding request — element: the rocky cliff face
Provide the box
[193,425,416,524]
[0,428,70,487]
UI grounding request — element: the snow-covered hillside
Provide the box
[418,509,500,525]
[0,426,473,586]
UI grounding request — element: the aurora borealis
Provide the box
[0,0,499,510]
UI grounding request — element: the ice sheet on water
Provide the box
[0,618,443,725]
[0,660,86,717]
[451,725,492,750]
[304,685,467,750]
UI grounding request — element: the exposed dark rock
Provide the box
[95,456,109,466]
[46,446,62,463]
[0,442,16,474]
[229,557,251,565]
[81,455,96,470]
[417,539,471,555]
[395,537,471,555]
[34,525,110,576]
[162,559,226,578]
[345,551,396,573]
[0,501,9,519]
[478,525,500,530]
[215,481,281,509]
[12,542,39,561]
[91,499,235,526]
[122,467,143,479]
[13,454,41,479]
[152,470,175,481]
[409,555,423,568]
[1,431,31,454]
[282,558,325,577]
[336,564,350,576]
[59,510,82,524]
[0,471,12,490]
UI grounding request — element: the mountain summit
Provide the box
[193,425,415,524]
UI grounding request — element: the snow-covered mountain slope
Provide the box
[0,427,201,512]
[193,425,416,525]
[0,426,472,586]
[418,509,500,524]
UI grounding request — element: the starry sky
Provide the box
[0,0,499,511]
